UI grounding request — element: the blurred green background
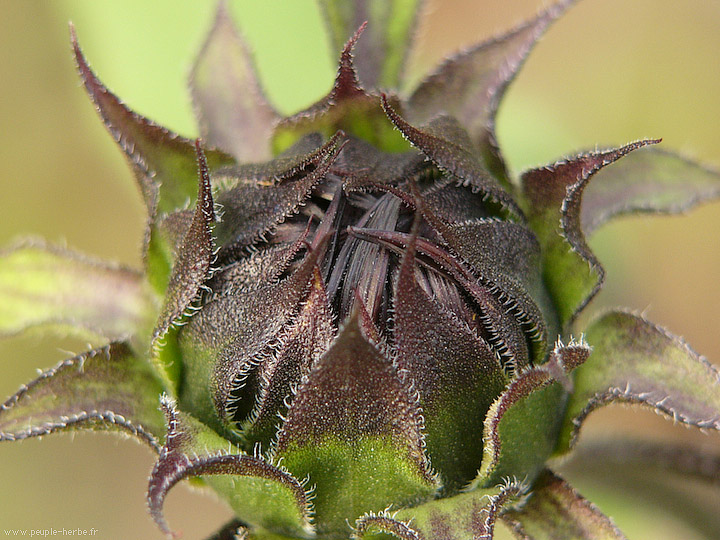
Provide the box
[1,0,718,538]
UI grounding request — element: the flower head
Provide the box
[1,1,720,539]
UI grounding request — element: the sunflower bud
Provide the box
[2,2,720,539]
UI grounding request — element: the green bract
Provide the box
[2,1,720,539]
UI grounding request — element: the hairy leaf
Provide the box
[214,132,345,248]
[348,222,544,371]
[558,310,720,452]
[0,241,154,347]
[502,469,626,540]
[381,100,523,218]
[334,136,425,192]
[145,130,328,293]
[392,480,527,540]
[71,25,234,216]
[241,269,335,448]
[207,240,305,298]
[446,219,557,352]
[413,188,552,359]
[215,132,324,190]
[148,145,216,393]
[393,233,506,491]
[521,140,660,328]
[178,246,323,434]
[148,397,312,538]
[354,514,423,540]
[275,313,438,537]
[582,147,720,234]
[152,142,216,352]
[0,343,164,451]
[144,133,332,297]
[474,357,569,488]
[406,0,574,180]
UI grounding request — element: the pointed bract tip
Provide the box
[69,22,82,62]
[216,0,230,14]
[547,0,578,18]
[332,24,368,99]
[69,22,88,71]
[348,21,368,49]
[193,138,216,222]
[159,393,177,414]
